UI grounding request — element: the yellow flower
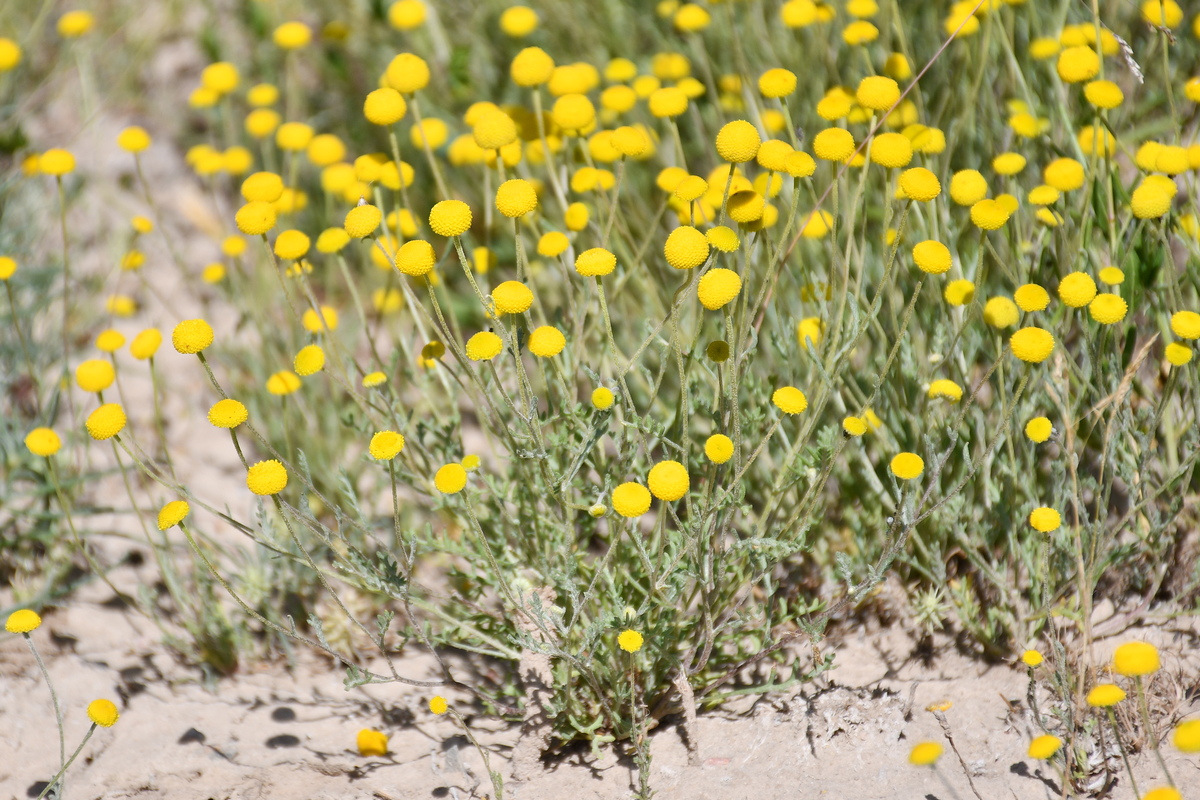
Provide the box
[705,434,734,464]
[435,463,468,494]
[1087,684,1126,707]
[5,609,42,634]
[551,93,595,133]
[797,316,823,349]
[0,38,22,72]
[396,240,436,276]
[302,306,339,333]
[25,427,62,457]
[357,728,389,756]
[707,226,740,253]
[294,345,325,376]
[528,326,566,358]
[992,152,1026,175]
[1025,417,1053,443]
[369,431,405,461]
[499,5,539,37]
[267,371,301,395]
[1113,641,1160,677]
[856,76,899,111]
[1057,272,1097,308]
[1084,80,1124,109]
[1057,46,1099,83]
[273,21,311,49]
[592,387,615,410]
[537,232,569,257]
[1141,0,1182,27]
[472,108,518,150]
[868,132,912,168]
[345,204,383,239]
[928,379,963,402]
[970,199,1010,230]
[1166,343,1193,366]
[117,126,151,153]
[40,148,76,176]
[235,202,276,236]
[387,0,425,30]
[1141,789,1182,800]
[1028,735,1062,760]
[575,248,617,277]
[944,280,975,306]
[1010,327,1055,363]
[242,462,286,497]
[909,742,943,766]
[890,452,924,480]
[466,331,503,361]
[912,240,951,275]
[648,460,689,502]
[843,416,867,437]
[772,387,808,415]
[983,297,1019,328]
[1089,294,1127,325]
[207,399,248,429]
[157,500,190,530]
[172,319,214,354]
[617,629,644,653]
[1174,719,1200,753]
[1131,183,1172,219]
[86,404,126,440]
[1014,284,1050,313]
[75,359,115,393]
[898,168,940,202]
[664,226,710,270]
[58,10,95,38]
[429,200,472,237]
[759,68,797,98]
[1029,507,1061,533]
[649,86,689,118]
[363,372,387,388]
[87,699,119,728]
[511,46,554,86]
[1021,650,1043,667]
[813,128,855,162]
[1171,310,1200,339]
[697,268,742,311]
[612,483,652,517]
[1043,158,1085,192]
[949,170,988,206]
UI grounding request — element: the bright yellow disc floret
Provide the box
[890,452,924,480]
[1010,327,1055,363]
[772,386,808,415]
[493,280,534,314]
[466,331,503,361]
[612,482,652,517]
[1029,507,1061,532]
[664,226,710,269]
[172,319,214,354]
[247,460,288,495]
[697,268,742,311]
[495,179,539,218]
[648,460,689,501]
[705,434,734,464]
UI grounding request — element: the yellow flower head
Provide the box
[25,428,62,457]
[247,460,288,495]
[612,483,652,517]
[576,248,617,277]
[496,179,539,218]
[435,463,468,494]
[899,167,940,202]
[528,326,566,358]
[1174,720,1200,753]
[6,609,42,634]
[772,387,808,415]
[1113,641,1160,677]
[357,728,389,756]
[1029,507,1061,533]
[1057,272,1097,308]
[664,226,710,270]
[511,46,554,86]
[1086,684,1126,707]
[157,500,190,530]
[86,404,126,440]
[466,331,503,361]
[1014,284,1050,313]
[1021,649,1044,667]
[1028,735,1062,760]
[617,629,644,653]
[909,742,943,766]
[76,359,115,394]
[429,200,472,237]
[345,204,383,238]
[648,460,689,502]
[1010,327,1055,363]
[592,387,615,410]
[369,431,405,461]
[1025,417,1053,443]
[208,399,248,429]
[697,269,742,311]
[87,699,119,728]
[890,452,924,480]
[705,434,734,464]
[913,240,952,275]
[857,76,900,111]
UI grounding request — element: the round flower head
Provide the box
[617,629,644,653]
[707,226,740,253]
[473,109,517,150]
[843,416,867,436]
[528,326,565,358]
[1089,294,1127,325]
[384,52,430,94]
[1131,183,1172,219]
[1021,650,1044,667]
[369,431,405,460]
[1113,641,1160,677]
[1029,507,1061,533]
[1166,343,1193,367]
[493,281,534,315]
[1057,272,1097,308]
[25,428,62,457]
[96,330,125,353]
[87,699,119,728]
[648,87,689,118]
[294,345,325,376]
[912,240,951,275]
[813,128,855,162]
[890,452,924,480]
[899,168,940,202]
[970,199,1009,230]
[5,609,41,634]
[551,93,595,132]
[1057,46,1099,83]
[1044,158,1085,192]
[496,179,538,218]
[909,742,943,766]
[1025,417,1053,443]
[466,331,503,361]
[267,371,301,395]
[928,379,963,402]
[40,148,76,176]
[0,38,22,72]
[1011,327,1055,363]
[117,126,151,153]
[715,121,761,163]
[1174,720,1200,753]
[0,256,15,280]
[1028,735,1062,760]
[86,404,126,440]
[612,483,652,517]
[983,297,1019,328]
[1098,267,1124,286]
[1171,311,1200,339]
[1014,284,1050,313]
[611,126,649,158]
[697,269,742,311]
[759,68,797,98]
[854,76,899,112]
[172,319,214,354]
[576,248,617,277]
[705,434,734,464]
[157,500,189,531]
[208,398,248,429]
[664,226,710,270]
[364,88,406,126]
[1084,80,1124,109]
[345,204,382,239]
[727,191,765,224]
[500,5,538,36]
[944,280,975,306]
[235,202,277,235]
[242,171,285,203]
[357,728,389,757]
[592,387,615,410]
[949,170,988,206]
[648,460,689,502]
[757,140,794,172]
[537,232,569,258]
[435,463,467,494]
[1087,684,1126,707]
[392,239,434,276]
[992,152,1026,175]
[784,151,816,179]
[247,460,288,495]
[274,230,310,261]
[273,21,311,49]
[511,46,554,86]
[772,387,808,415]
[429,200,472,237]
[76,360,115,393]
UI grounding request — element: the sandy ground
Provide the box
[3,8,1200,800]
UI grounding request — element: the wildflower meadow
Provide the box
[3,0,1200,797]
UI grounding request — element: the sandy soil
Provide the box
[3,8,1200,800]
